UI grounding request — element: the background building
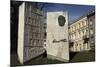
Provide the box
[69,10,95,52]
[87,11,95,51]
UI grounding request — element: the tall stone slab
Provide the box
[18,2,45,64]
[46,12,69,62]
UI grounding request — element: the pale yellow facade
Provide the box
[69,17,91,52]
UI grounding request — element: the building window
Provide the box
[86,20,88,25]
[73,26,75,31]
[90,30,94,34]
[78,31,80,38]
[79,23,80,28]
[44,44,46,47]
[77,44,78,46]
[76,24,78,29]
[80,44,81,51]
[90,18,93,25]
[82,30,84,36]
[90,26,93,30]
[72,27,73,31]
[71,34,72,40]
[75,26,76,30]
[82,21,84,26]
[80,30,83,37]
[86,28,88,34]
[74,32,76,39]
[90,21,93,25]
[90,18,92,21]
[73,34,74,40]
[85,20,88,26]
[71,27,73,32]
[80,22,82,27]
[75,32,77,39]
[91,35,94,39]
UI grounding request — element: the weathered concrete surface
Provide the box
[17,2,45,64]
[18,2,25,64]
[46,12,69,62]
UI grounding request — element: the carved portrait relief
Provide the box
[58,15,66,27]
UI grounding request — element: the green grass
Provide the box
[70,51,95,62]
[10,53,64,66]
[11,51,95,66]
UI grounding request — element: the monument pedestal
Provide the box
[47,54,69,62]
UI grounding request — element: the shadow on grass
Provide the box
[10,51,65,66]
[69,52,78,60]
[11,51,95,66]
[69,51,95,63]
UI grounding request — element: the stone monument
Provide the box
[46,12,69,62]
[18,2,45,64]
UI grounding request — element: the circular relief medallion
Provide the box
[58,15,66,27]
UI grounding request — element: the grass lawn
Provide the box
[10,53,65,66]
[70,51,95,62]
[11,51,95,66]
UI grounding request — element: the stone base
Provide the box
[47,54,69,62]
